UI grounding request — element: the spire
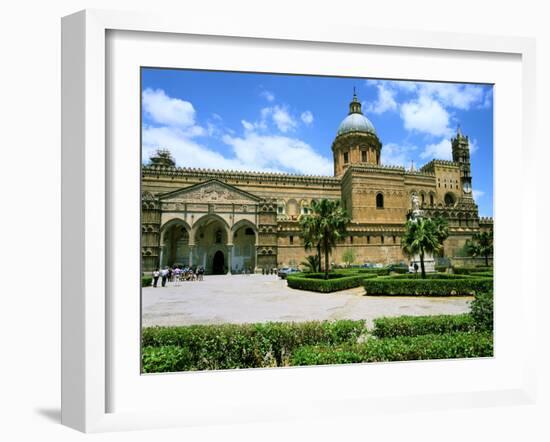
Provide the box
[457,124,462,137]
[349,88,362,114]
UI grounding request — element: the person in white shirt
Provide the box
[152,269,160,287]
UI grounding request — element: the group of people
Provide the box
[152,265,205,287]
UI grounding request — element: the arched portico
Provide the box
[230,220,258,273]
[191,214,232,274]
[159,218,192,268]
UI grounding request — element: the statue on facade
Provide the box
[410,192,423,221]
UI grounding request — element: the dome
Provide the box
[337,112,376,136]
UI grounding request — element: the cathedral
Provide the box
[141,93,492,274]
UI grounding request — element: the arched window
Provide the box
[430,194,434,207]
[444,193,456,207]
[376,193,384,209]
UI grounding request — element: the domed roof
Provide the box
[336,92,376,136]
[337,112,376,136]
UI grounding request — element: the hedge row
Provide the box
[372,314,475,338]
[141,276,153,287]
[290,331,493,366]
[287,273,376,292]
[388,273,471,280]
[470,291,494,331]
[452,266,493,275]
[141,320,366,372]
[363,277,493,296]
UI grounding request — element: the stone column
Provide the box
[227,244,233,274]
[188,245,195,267]
[158,247,164,269]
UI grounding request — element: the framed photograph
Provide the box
[61,9,537,433]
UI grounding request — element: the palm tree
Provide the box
[300,255,320,273]
[432,216,450,245]
[401,217,445,279]
[467,230,493,266]
[300,201,322,272]
[314,199,350,280]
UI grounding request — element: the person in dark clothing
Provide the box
[152,269,160,288]
[161,267,169,287]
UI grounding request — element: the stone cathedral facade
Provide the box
[141,93,492,274]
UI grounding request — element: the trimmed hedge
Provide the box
[287,272,376,292]
[388,273,470,280]
[372,314,475,338]
[290,331,493,365]
[470,291,494,331]
[363,277,493,296]
[452,266,493,275]
[470,271,494,278]
[142,320,366,372]
[141,276,153,287]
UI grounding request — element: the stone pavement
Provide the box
[142,274,473,328]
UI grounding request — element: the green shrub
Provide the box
[363,277,492,296]
[435,265,449,273]
[452,266,493,275]
[141,320,366,372]
[372,314,475,338]
[287,272,376,292]
[141,276,153,287]
[470,291,494,331]
[470,271,493,278]
[142,345,194,372]
[290,331,493,366]
[388,273,470,280]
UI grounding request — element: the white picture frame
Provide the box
[61,9,537,433]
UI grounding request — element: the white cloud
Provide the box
[365,83,398,114]
[271,106,297,132]
[480,88,493,109]
[380,143,417,167]
[472,189,485,200]
[143,125,247,171]
[401,96,451,137]
[222,132,332,175]
[259,105,297,133]
[260,90,275,102]
[142,88,196,127]
[420,138,452,160]
[241,120,255,132]
[301,110,314,125]
[418,83,484,110]
[469,138,479,154]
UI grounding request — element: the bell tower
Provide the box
[451,126,473,198]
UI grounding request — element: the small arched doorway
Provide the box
[212,250,225,274]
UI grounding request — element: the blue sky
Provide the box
[141,68,493,216]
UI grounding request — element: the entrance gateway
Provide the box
[212,250,225,274]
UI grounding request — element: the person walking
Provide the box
[152,269,160,288]
[161,267,169,287]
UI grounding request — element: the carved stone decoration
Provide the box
[161,180,261,205]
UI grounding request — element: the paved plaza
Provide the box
[142,275,473,328]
